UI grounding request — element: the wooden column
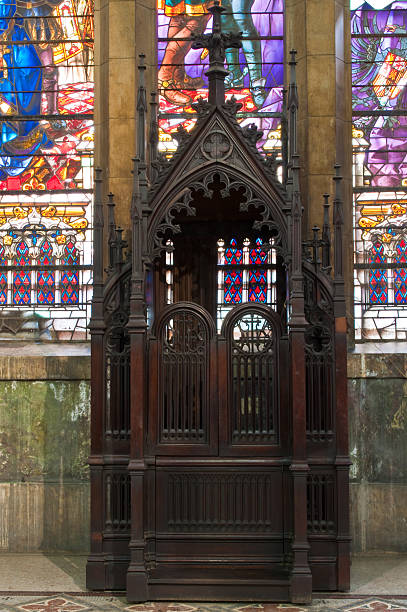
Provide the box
[333,167,351,591]
[86,169,106,589]
[126,153,149,601]
[289,156,312,603]
[287,54,312,602]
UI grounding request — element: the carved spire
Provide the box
[288,49,298,164]
[93,168,104,299]
[137,54,147,164]
[149,91,159,169]
[131,156,143,278]
[333,164,344,280]
[192,0,242,106]
[322,193,331,271]
[107,192,117,271]
[333,163,346,315]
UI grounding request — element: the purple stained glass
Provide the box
[394,238,407,304]
[38,240,55,306]
[248,269,267,302]
[61,240,79,304]
[224,238,243,265]
[369,241,388,305]
[0,244,7,306]
[352,4,407,189]
[224,269,243,303]
[13,242,31,305]
[157,0,284,154]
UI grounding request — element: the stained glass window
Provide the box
[157,0,284,161]
[0,0,94,339]
[394,238,407,303]
[217,237,275,329]
[368,241,388,305]
[352,0,407,339]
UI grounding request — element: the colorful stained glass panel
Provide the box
[369,242,388,305]
[0,1,94,338]
[157,0,284,156]
[61,240,79,304]
[38,241,55,305]
[394,239,407,304]
[352,1,407,339]
[224,269,243,303]
[224,238,243,265]
[248,269,267,302]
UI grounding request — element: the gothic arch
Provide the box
[148,163,289,262]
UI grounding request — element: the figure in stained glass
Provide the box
[0,0,53,180]
[352,1,407,187]
[221,0,266,107]
[0,0,93,339]
[158,0,210,105]
[157,0,284,155]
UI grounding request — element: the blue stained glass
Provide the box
[224,269,243,303]
[0,244,7,305]
[249,269,267,302]
[394,239,407,304]
[61,240,79,304]
[369,241,388,305]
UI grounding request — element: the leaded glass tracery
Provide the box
[0,0,94,339]
[157,0,284,159]
[217,237,276,328]
[352,0,407,339]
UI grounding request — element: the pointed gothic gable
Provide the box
[148,102,288,259]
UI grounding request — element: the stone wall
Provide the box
[0,344,90,553]
[0,344,406,554]
[349,350,407,553]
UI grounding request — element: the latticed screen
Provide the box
[352,0,407,340]
[217,237,276,330]
[157,0,284,158]
[230,311,276,443]
[0,0,94,340]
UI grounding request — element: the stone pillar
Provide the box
[95,0,156,232]
[286,0,353,317]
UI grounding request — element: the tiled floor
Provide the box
[0,596,406,612]
[0,555,406,612]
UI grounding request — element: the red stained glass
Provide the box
[369,241,388,305]
[224,270,243,304]
[249,238,268,265]
[249,269,267,302]
[224,239,243,265]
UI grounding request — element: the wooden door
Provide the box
[147,302,292,601]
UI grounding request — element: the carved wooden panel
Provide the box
[104,472,131,531]
[307,473,335,534]
[305,353,334,442]
[157,469,283,534]
[229,311,277,444]
[304,277,335,443]
[159,310,209,444]
[104,274,131,440]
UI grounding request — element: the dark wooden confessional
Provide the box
[87,6,351,603]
